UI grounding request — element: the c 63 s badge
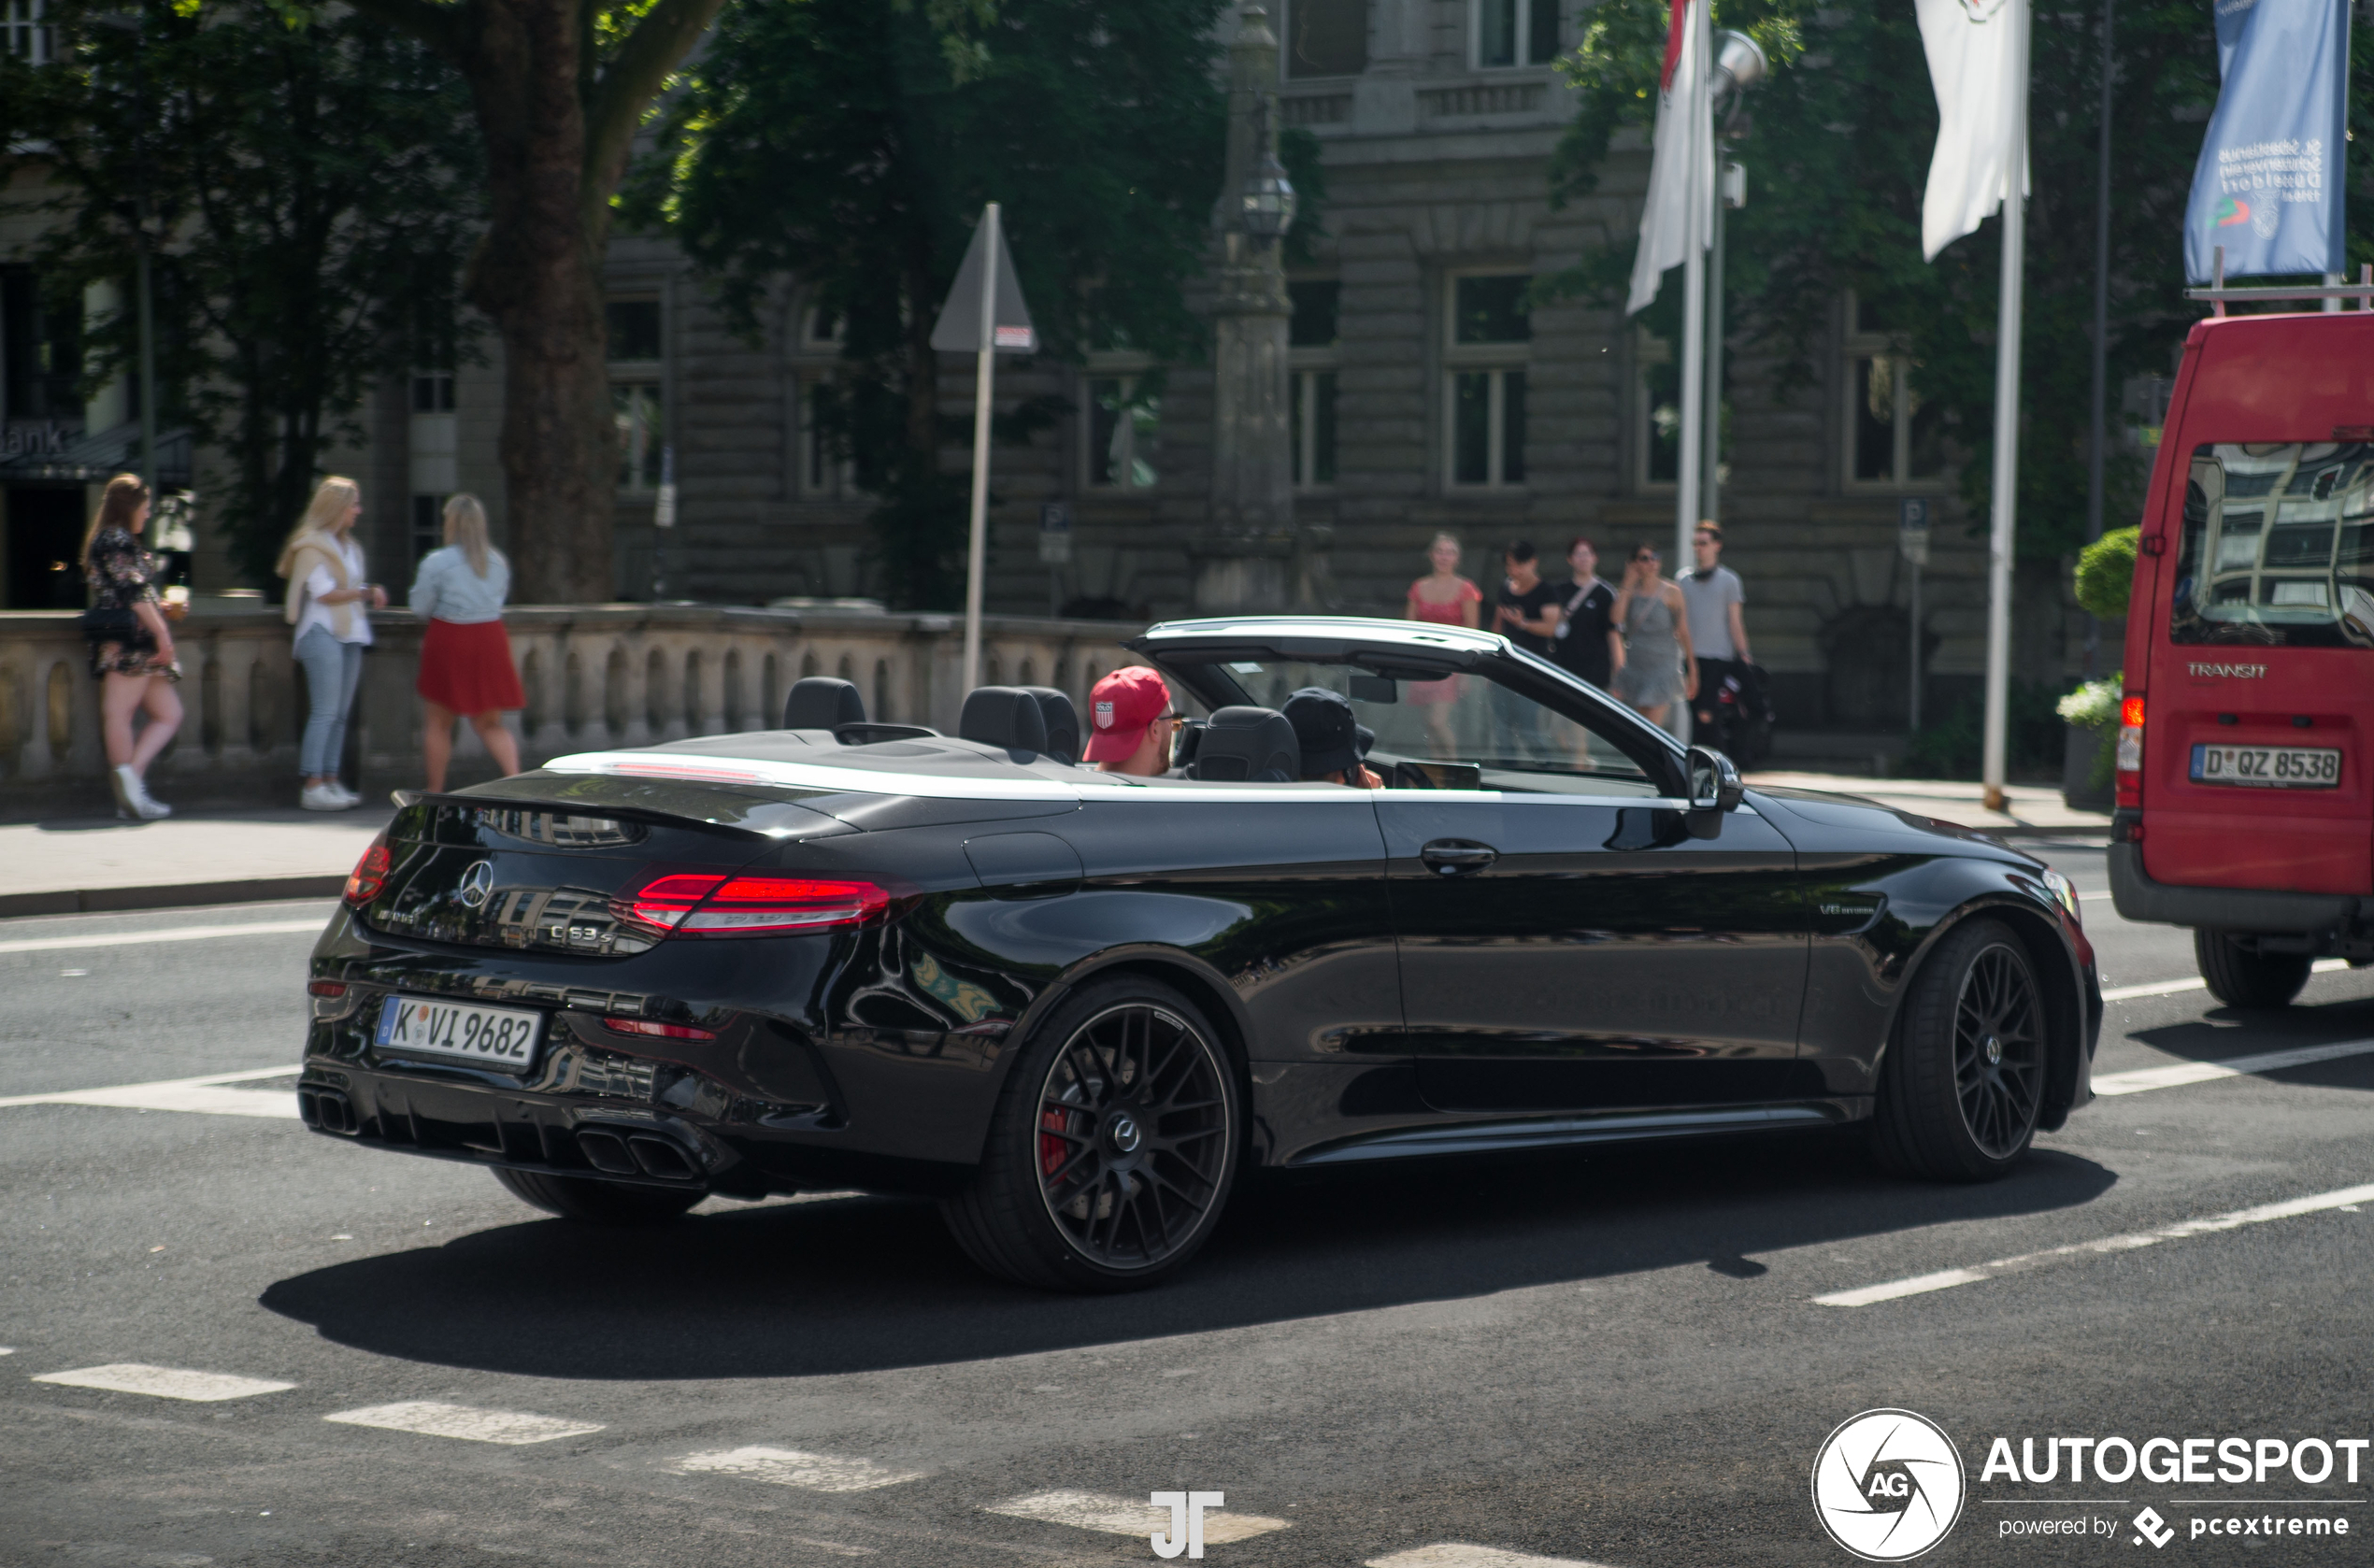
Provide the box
[1812,1408,1967,1561]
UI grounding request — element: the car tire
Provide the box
[491,1165,704,1225]
[939,976,1241,1292]
[1872,918,2049,1182]
[2194,929,2312,1009]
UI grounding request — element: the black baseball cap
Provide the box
[1282,687,1375,778]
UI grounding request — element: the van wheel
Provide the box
[493,1166,703,1225]
[1873,918,2046,1182]
[939,976,1240,1292]
[2194,930,2312,1009]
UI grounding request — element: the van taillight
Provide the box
[613,872,893,938]
[345,835,392,905]
[2115,694,2144,808]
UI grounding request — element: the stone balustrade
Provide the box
[0,605,1147,820]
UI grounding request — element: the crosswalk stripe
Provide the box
[669,1446,927,1492]
[0,918,324,956]
[2101,958,2347,1004]
[322,1401,603,1445]
[985,1490,1290,1545]
[0,1066,300,1118]
[1368,1547,1624,1568]
[33,1362,295,1402]
[2093,1036,2374,1096]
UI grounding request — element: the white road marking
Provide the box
[668,1446,927,1492]
[1369,1547,1625,1568]
[0,1066,300,1118]
[0,919,323,956]
[2094,1036,2374,1096]
[33,1363,296,1402]
[322,1401,604,1445]
[2102,958,2347,1003]
[985,1490,1291,1545]
[1814,1180,2374,1307]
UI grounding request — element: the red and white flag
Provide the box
[1627,0,1716,315]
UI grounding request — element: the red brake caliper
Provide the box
[1039,1106,1071,1177]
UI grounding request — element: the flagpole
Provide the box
[1672,10,1707,746]
[1980,0,2029,814]
[962,202,1000,696]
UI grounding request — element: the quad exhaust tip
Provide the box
[574,1126,701,1181]
[297,1088,358,1135]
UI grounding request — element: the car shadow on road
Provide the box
[260,1129,2115,1380]
[2130,991,2374,1090]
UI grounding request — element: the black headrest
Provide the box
[1019,687,1080,764]
[1189,706,1298,782]
[958,686,1049,755]
[783,677,865,731]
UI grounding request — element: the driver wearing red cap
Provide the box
[1083,666,1180,777]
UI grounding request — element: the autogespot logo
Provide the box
[1812,1409,1968,1561]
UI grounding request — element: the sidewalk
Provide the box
[0,771,2109,919]
[1741,772,2113,838]
[0,804,392,918]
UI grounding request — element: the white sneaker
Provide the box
[329,782,363,807]
[111,764,139,820]
[125,773,171,820]
[301,782,346,811]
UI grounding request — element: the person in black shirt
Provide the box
[1489,541,1560,760]
[1551,535,1621,690]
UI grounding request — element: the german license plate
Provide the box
[373,994,543,1070]
[2189,743,2341,789]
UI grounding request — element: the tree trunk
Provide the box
[454,0,617,605]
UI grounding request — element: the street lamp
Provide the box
[1237,96,1295,245]
[1699,29,1769,527]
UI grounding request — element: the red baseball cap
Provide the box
[1082,666,1171,762]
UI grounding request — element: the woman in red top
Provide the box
[1404,533,1481,758]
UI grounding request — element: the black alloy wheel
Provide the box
[940,977,1239,1291]
[1873,917,2049,1181]
[2194,929,2312,1009]
[492,1166,704,1225]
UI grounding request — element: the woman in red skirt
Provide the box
[406,494,524,791]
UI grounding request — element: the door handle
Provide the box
[1419,839,1498,875]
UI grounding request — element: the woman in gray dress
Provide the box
[1609,543,1697,726]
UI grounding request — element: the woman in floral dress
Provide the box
[82,473,181,820]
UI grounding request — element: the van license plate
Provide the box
[2189,744,2341,789]
[374,994,543,1070]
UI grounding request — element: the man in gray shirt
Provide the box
[1679,521,1750,743]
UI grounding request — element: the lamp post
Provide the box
[1700,29,1767,526]
[97,9,160,490]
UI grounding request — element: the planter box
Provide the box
[2063,724,2115,812]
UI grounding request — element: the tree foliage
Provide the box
[1551,0,2374,563]
[1,0,482,584]
[639,0,1240,609]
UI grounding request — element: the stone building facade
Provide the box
[1,0,2103,758]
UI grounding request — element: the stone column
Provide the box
[1192,5,1312,615]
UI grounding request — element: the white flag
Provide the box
[1916,0,2031,261]
[1626,0,1714,316]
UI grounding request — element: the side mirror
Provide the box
[1687,745,1745,813]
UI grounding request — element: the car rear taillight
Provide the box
[307,980,348,998]
[2115,694,2144,809]
[345,835,392,905]
[613,872,893,939]
[601,1016,718,1041]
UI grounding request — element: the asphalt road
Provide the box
[3,846,2371,1568]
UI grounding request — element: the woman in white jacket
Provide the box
[408,494,523,791]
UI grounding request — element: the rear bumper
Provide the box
[2109,841,2367,934]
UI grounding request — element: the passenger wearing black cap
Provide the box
[1282,687,1383,789]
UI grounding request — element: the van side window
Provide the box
[2170,442,2374,650]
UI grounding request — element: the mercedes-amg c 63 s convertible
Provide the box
[298,616,2101,1290]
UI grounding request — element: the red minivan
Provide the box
[2110,307,2374,1005]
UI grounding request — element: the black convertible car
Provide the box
[299,616,2101,1290]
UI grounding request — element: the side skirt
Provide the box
[1284,1099,1870,1167]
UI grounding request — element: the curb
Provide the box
[0,874,348,920]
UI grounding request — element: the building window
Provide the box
[3,0,52,64]
[1475,0,1558,67]
[1088,374,1160,490]
[1284,0,1366,78]
[1290,279,1339,490]
[409,493,446,564]
[1842,292,1948,488]
[410,371,453,412]
[799,379,859,499]
[803,305,845,349]
[1444,273,1529,491]
[408,369,457,563]
[1634,332,1679,490]
[608,298,664,492]
[1,263,79,421]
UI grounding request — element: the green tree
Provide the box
[2,0,482,584]
[1550,0,2374,563]
[639,0,1246,608]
